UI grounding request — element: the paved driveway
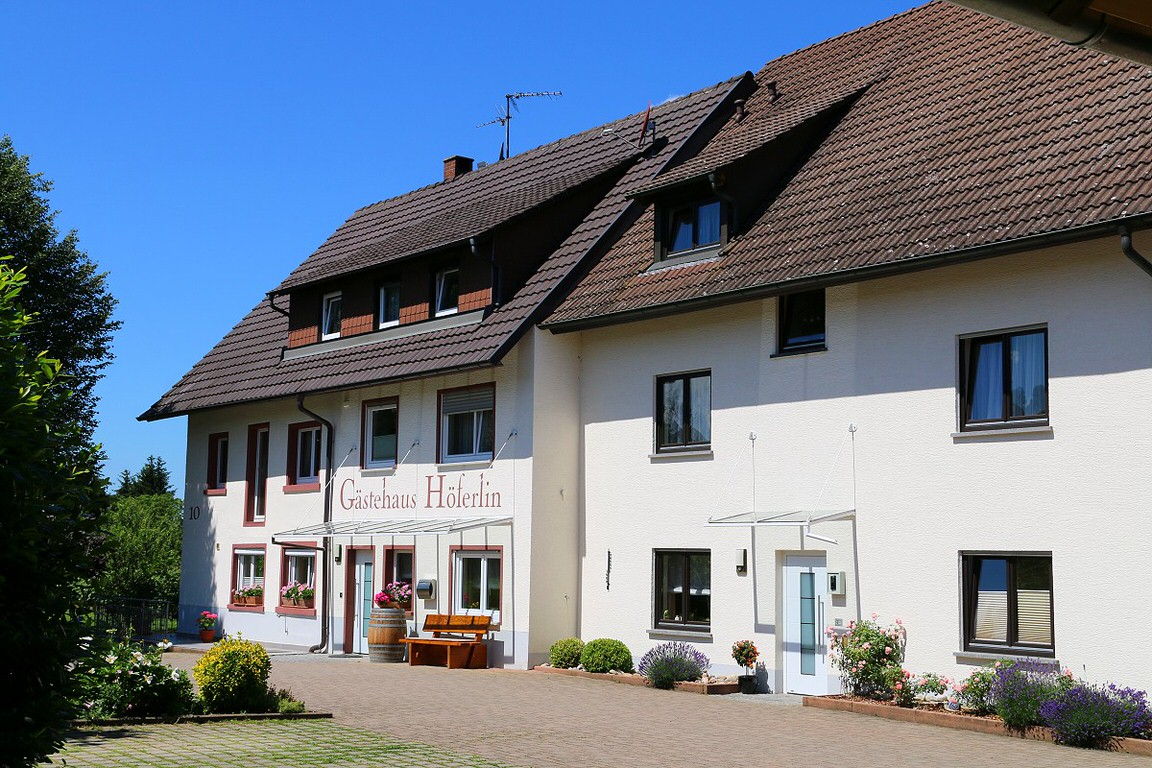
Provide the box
[158,653,1150,768]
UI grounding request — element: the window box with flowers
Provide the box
[279,581,315,609]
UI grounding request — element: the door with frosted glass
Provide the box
[351,553,374,654]
[783,555,829,695]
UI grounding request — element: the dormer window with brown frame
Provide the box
[660,198,724,261]
[434,268,460,317]
[321,291,342,341]
[378,280,400,329]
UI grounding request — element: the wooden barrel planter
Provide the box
[367,607,407,662]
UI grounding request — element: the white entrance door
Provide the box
[351,553,374,654]
[783,554,829,695]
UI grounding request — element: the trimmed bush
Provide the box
[74,637,195,719]
[192,636,273,713]
[548,637,585,669]
[1040,683,1152,747]
[637,642,709,689]
[991,658,1068,729]
[579,638,633,674]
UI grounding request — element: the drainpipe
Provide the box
[709,172,738,240]
[297,393,335,654]
[267,291,290,317]
[1119,226,1152,279]
[471,236,501,308]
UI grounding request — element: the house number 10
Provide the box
[188,505,201,520]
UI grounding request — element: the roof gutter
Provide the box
[545,214,1152,333]
[297,393,335,655]
[949,0,1152,67]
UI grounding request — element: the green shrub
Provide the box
[883,666,914,707]
[192,636,273,713]
[271,687,304,714]
[548,638,585,669]
[73,636,195,719]
[278,698,305,714]
[957,666,997,714]
[579,638,633,674]
[828,615,906,700]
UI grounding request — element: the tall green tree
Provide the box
[100,456,182,603]
[0,135,119,445]
[0,262,109,766]
[116,454,174,496]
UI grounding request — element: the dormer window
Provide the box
[667,199,722,255]
[379,281,400,329]
[434,268,460,317]
[321,292,342,340]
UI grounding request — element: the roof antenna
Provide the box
[477,90,563,160]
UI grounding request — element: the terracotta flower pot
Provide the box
[199,629,215,642]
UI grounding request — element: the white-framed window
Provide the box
[434,268,460,317]
[454,550,500,622]
[284,549,316,587]
[207,432,229,491]
[321,291,342,340]
[247,425,269,522]
[439,385,494,463]
[363,400,398,469]
[235,549,265,599]
[290,423,322,484]
[378,281,400,329]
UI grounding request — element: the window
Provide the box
[778,289,826,353]
[234,548,265,605]
[378,281,400,328]
[963,553,1053,656]
[362,399,398,469]
[654,550,710,630]
[245,424,269,523]
[665,199,722,256]
[454,550,500,621]
[434,268,460,317]
[282,548,315,588]
[287,422,322,486]
[960,327,1048,431]
[656,371,711,452]
[439,385,494,463]
[321,291,342,340]
[385,547,414,614]
[206,432,228,493]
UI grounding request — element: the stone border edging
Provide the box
[70,711,333,727]
[802,696,1152,756]
[531,665,739,695]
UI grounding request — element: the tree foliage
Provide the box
[116,455,174,497]
[0,135,119,445]
[97,489,182,603]
[0,262,109,766]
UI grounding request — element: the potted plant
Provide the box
[197,611,219,642]
[280,581,301,607]
[732,639,759,694]
[299,584,315,608]
[246,585,264,605]
[368,581,413,663]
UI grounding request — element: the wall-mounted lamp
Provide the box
[736,548,748,575]
[333,544,343,565]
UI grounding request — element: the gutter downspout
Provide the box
[267,291,290,317]
[1119,226,1152,279]
[297,393,335,654]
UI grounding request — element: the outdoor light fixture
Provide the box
[736,548,748,575]
[333,544,342,564]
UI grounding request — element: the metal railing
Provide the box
[88,598,178,640]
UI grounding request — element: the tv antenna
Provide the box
[477,90,563,159]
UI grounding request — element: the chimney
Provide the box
[443,155,474,181]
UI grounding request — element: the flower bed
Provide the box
[531,665,739,695]
[803,695,1152,756]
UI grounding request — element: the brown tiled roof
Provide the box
[140,77,744,420]
[544,1,1152,328]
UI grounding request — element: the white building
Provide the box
[145,2,1152,692]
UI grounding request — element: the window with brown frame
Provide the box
[654,550,711,630]
[959,327,1048,431]
[244,424,269,524]
[778,289,826,354]
[962,553,1053,656]
[206,432,228,493]
[286,421,322,487]
[662,199,723,257]
[655,371,711,452]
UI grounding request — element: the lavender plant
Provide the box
[990,659,1067,729]
[637,642,710,689]
[1040,683,1152,747]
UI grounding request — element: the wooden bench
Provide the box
[400,614,491,669]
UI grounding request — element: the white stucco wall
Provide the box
[576,235,1152,692]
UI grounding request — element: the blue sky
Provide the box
[1,1,918,492]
